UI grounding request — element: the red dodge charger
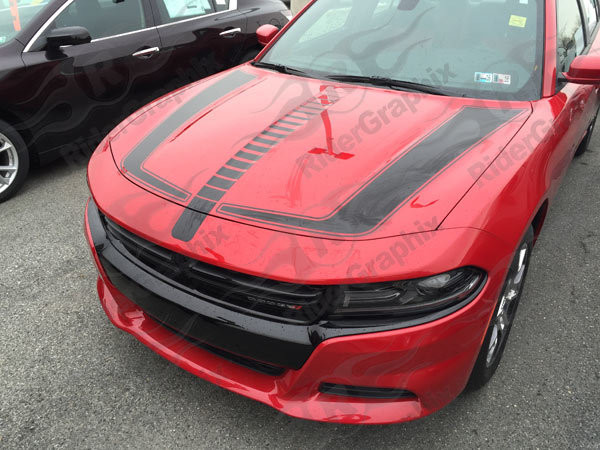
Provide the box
[85,0,600,424]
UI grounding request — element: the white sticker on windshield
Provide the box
[475,72,494,83]
[493,73,512,85]
[0,36,5,44]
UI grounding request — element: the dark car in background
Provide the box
[0,0,290,202]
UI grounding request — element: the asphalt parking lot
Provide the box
[0,133,599,448]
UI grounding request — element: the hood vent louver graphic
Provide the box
[172,87,345,241]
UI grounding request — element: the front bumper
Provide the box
[85,200,501,424]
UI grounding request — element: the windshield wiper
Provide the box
[251,61,312,77]
[324,75,452,96]
[251,65,454,96]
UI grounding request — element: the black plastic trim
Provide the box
[160,323,286,376]
[319,383,416,400]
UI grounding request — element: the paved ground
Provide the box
[0,132,599,449]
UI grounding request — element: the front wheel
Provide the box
[575,114,598,157]
[0,120,29,203]
[466,226,534,390]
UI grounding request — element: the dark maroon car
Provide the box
[0,0,290,202]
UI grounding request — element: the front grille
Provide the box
[161,323,285,376]
[101,215,336,324]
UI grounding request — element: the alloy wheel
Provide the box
[0,132,19,195]
[486,242,530,367]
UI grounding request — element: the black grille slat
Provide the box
[101,215,331,323]
[105,220,173,261]
[188,263,324,302]
[319,383,416,400]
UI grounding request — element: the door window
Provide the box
[156,0,217,23]
[557,0,586,73]
[213,0,231,13]
[49,0,146,41]
[580,0,598,34]
[0,0,50,45]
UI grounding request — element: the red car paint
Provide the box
[85,0,600,424]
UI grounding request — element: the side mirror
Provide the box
[256,24,279,47]
[46,26,91,50]
[564,55,600,84]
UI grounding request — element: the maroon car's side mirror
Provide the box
[256,24,279,47]
[564,55,600,84]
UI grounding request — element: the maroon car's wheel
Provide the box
[467,226,534,390]
[0,120,29,203]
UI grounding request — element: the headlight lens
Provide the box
[330,267,485,319]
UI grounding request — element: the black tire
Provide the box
[0,120,29,203]
[575,113,597,157]
[466,226,534,390]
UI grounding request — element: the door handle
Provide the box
[132,47,160,59]
[220,28,242,38]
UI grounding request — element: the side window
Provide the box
[49,0,145,41]
[557,0,586,73]
[155,0,216,23]
[0,0,51,45]
[581,0,598,34]
[213,0,231,13]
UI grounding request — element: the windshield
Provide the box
[0,0,50,45]
[259,0,544,100]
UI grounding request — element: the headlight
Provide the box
[330,267,485,319]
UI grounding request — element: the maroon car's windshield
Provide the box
[260,0,545,101]
[0,0,50,45]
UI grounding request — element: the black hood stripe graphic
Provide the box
[214,107,525,238]
[217,167,244,179]
[280,119,303,126]
[121,70,257,202]
[270,125,294,132]
[171,88,344,241]
[245,143,270,153]
[297,110,318,117]
[207,176,235,190]
[226,158,252,170]
[254,136,278,146]
[263,130,287,139]
[236,150,263,161]
[198,186,226,202]
[288,115,311,121]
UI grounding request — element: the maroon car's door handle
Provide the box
[220,28,242,38]
[132,47,160,59]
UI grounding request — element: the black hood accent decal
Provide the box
[121,70,258,202]
[212,107,525,239]
[171,87,344,241]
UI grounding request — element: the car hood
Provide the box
[109,66,531,242]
